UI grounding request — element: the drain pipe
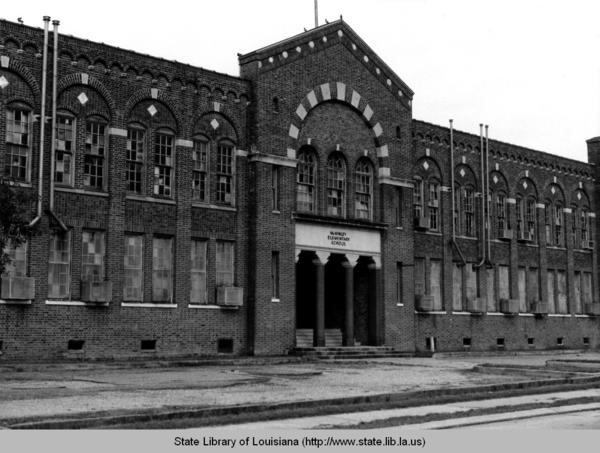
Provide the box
[29,16,51,228]
[48,19,67,232]
[475,124,486,267]
[450,119,466,265]
[486,125,492,264]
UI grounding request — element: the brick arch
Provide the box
[193,111,239,144]
[287,82,389,172]
[57,72,116,116]
[413,156,443,183]
[573,188,591,208]
[123,88,183,134]
[1,58,41,97]
[544,182,566,203]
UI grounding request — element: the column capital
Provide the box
[344,253,360,266]
[315,250,329,264]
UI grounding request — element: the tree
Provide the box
[0,176,38,275]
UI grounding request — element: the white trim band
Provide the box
[121,303,177,308]
[175,139,193,148]
[109,127,127,137]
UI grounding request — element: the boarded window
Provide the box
[583,272,593,307]
[452,263,463,311]
[414,258,425,296]
[547,270,556,313]
[573,271,582,314]
[81,231,105,282]
[123,235,143,301]
[518,267,526,312]
[527,267,539,308]
[486,267,495,311]
[465,264,477,304]
[556,270,568,314]
[152,237,173,302]
[498,265,510,301]
[216,241,234,286]
[48,232,71,299]
[430,260,442,310]
[190,240,207,304]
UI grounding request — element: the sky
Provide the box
[2,0,599,162]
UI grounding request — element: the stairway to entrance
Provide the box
[293,329,413,359]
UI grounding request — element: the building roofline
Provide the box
[413,118,592,169]
[0,18,250,85]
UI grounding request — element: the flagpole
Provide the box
[314,0,318,27]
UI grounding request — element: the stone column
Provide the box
[342,254,358,347]
[313,251,328,347]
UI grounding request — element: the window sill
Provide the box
[396,303,404,307]
[575,314,592,318]
[121,302,176,308]
[187,303,240,310]
[191,203,237,212]
[546,246,567,251]
[45,300,109,306]
[6,181,32,188]
[548,313,571,317]
[55,187,109,197]
[0,299,32,305]
[271,298,280,302]
[126,195,176,205]
[414,310,446,315]
[455,235,478,241]
[272,210,281,215]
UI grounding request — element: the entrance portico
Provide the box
[295,222,382,347]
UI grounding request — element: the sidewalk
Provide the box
[1,351,600,429]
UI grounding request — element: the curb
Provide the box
[6,373,600,429]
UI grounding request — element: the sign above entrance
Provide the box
[295,222,381,256]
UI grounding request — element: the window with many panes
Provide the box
[296,150,316,212]
[463,186,475,237]
[496,192,507,236]
[126,126,145,193]
[355,159,373,220]
[48,232,71,299]
[526,198,536,241]
[55,113,75,185]
[453,185,460,234]
[581,208,590,246]
[413,178,423,220]
[123,235,143,301]
[152,237,173,302]
[216,241,234,286]
[216,142,234,205]
[81,231,105,282]
[515,196,523,239]
[154,130,174,197]
[2,241,27,277]
[5,106,31,182]
[192,138,209,202]
[428,180,440,231]
[190,240,207,304]
[84,118,107,189]
[554,203,564,246]
[326,154,346,217]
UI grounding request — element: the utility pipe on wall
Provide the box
[476,124,486,267]
[450,119,466,265]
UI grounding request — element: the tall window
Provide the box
[271,251,280,300]
[581,208,590,246]
[55,113,75,185]
[515,196,523,238]
[192,138,209,202]
[453,185,460,234]
[496,192,507,236]
[84,118,107,190]
[272,166,280,211]
[326,154,346,216]
[126,126,145,193]
[81,231,105,282]
[413,178,423,220]
[296,150,316,212]
[428,180,440,231]
[154,130,174,197]
[216,142,234,205]
[48,232,71,299]
[5,107,31,181]
[190,240,207,304]
[355,159,373,220]
[123,235,143,301]
[554,203,564,246]
[526,198,536,241]
[152,237,173,302]
[216,241,234,286]
[2,241,27,277]
[463,186,475,237]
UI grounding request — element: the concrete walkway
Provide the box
[1,351,599,428]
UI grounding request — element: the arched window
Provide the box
[354,158,373,220]
[55,110,76,186]
[413,177,424,220]
[526,197,537,242]
[192,135,209,202]
[84,115,108,190]
[495,191,507,237]
[5,103,32,182]
[462,185,475,237]
[153,128,174,197]
[428,179,440,231]
[296,149,317,212]
[216,140,235,205]
[126,123,145,193]
[581,207,591,247]
[554,202,564,247]
[326,153,346,217]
